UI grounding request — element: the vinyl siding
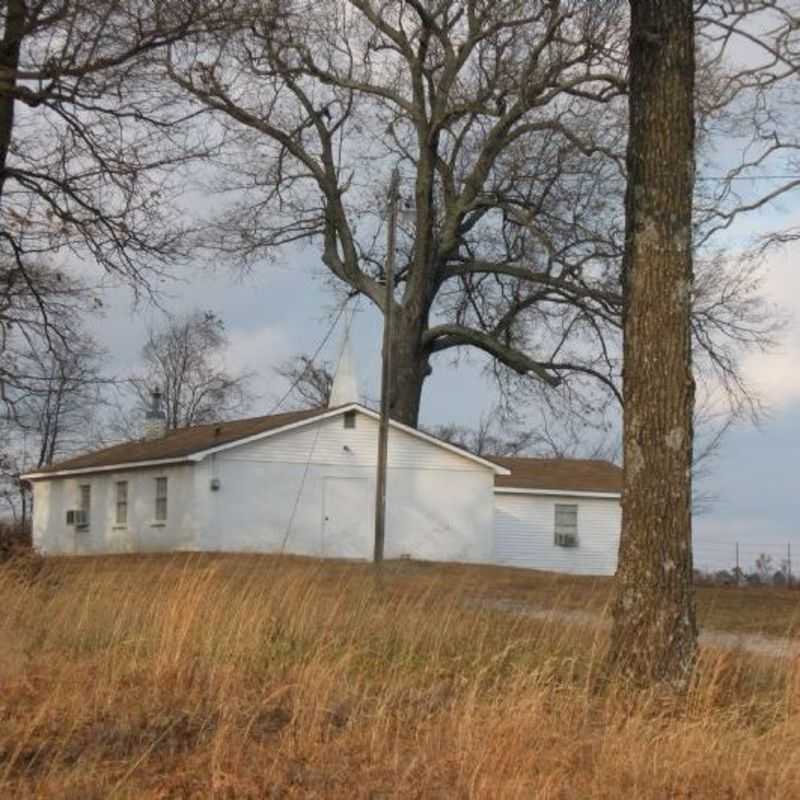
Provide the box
[31,411,496,562]
[31,464,199,555]
[200,460,494,563]
[199,411,495,562]
[494,492,621,576]
[226,412,486,471]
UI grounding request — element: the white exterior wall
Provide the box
[493,492,621,575]
[32,464,198,555]
[199,412,495,563]
[30,412,622,573]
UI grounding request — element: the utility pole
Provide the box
[374,167,401,565]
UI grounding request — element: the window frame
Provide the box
[78,484,91,529]
[553,503,578,548]
[343,410,356,429]
[154,477,168,522]
[115,481,128,527]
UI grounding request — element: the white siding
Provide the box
[199,410,495,563]
[32,464,198,555]
[227,413,484,471]
[493,492,621,576]
[31,409,497,563]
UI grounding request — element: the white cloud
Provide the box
[225,325,294,408]
[226,325,291,374]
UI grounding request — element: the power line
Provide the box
[275,295,359,553]
[266,296,354,416]
[279,419,324,555]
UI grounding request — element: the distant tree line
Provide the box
[0,308,253,526]
[696,552,796,589]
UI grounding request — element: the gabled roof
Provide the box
[492,457,622,496]
[22,404,620,492]
[23,407,328,479]
[22,404,509,480]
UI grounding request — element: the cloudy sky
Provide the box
[72,9,800,577]
[84,199,799,575]
[693,239,800,573]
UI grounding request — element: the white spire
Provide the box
[329,311,360,407]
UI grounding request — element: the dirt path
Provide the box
[477,598,800,659]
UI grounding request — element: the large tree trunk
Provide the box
[0,0,25,199]
[606,0,698,688]
[387,307,430,427]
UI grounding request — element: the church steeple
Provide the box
[328,312,360,407]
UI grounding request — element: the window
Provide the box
[554,504,578,547]
[115,482,128,526]
[155,477,168,521]
[78,484,91,527]
[343,410,356,429]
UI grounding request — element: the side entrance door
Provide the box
[322,477,372,559]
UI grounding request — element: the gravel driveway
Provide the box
[477,598,800,659]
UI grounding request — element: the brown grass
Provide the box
[435,562,800,638]
[1,553,799,798]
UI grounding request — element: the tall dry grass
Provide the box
[0,553,799,798]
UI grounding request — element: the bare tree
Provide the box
[274,355,335,410]
[167,0,630,426]
[606,0,697,688]
[0,449,21,525]
[0,327,107,524]
[0,257,95,415]
[0,1,231,421]
[694,2,800,249]
[428,413,542,458]
[161,0,783,489]
[276,349,615,458]
[754,552,774,584]
[114,310,254,436]
[16,337,107,467]
[0,1,229,278]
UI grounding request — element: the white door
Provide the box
[322,478,372,559]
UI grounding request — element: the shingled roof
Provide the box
[25,405,620,494]
[28,407,328,477]
[492,457,622,495]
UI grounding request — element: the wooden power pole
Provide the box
[374,167,401,565]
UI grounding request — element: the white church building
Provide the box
[22,335,623,575]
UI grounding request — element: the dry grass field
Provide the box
[1,553,800,798]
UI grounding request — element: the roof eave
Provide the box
[21,456,195,481]
[191,403,511,475]
[494,487,622,499]
[24,403,513,480]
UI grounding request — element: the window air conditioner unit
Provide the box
[66,510,88,527]
[555,532,578,548]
